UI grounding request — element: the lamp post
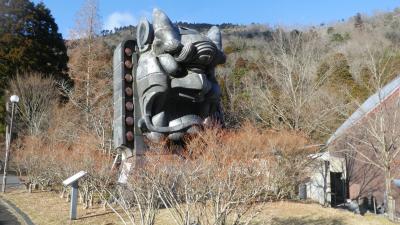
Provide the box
[2,95,19,193]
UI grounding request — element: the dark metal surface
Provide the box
[113,39,138,151]
[112,8,226,179]
[134,8,225,140]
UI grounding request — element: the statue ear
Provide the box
[137,17,154,52]
[207,26,222,50]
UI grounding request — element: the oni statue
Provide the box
[134,8,226,142]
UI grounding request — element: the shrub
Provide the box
[112,124,318,225]
[13,133,115,208]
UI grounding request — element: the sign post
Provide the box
[62,171,87,220]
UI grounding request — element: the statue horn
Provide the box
[207,26,222,50]
[152,8,182,54]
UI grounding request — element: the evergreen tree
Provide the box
[0,0,69,89]
[354,12,363,29]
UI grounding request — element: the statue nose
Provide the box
[163,39,182,54]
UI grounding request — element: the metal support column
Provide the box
[70,181,78,220]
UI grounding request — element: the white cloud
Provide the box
[104,12,137,31]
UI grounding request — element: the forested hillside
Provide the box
[77,7,400,143]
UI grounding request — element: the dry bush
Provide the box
[47,103,82,145]
[13,132,115,208]
[263,130,317,199]
[111,123,318,225]
[13,136,60,192]
[185,123,317,200]
[62,133,115,208]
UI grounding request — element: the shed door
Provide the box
[331,172,345,206]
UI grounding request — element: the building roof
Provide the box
[310,151,330,161]
[327,76,400,145]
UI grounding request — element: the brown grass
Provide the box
[1,189,396,225]
[254,201,396,225]
[1,189,122,225]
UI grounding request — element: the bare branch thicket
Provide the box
[149,126,268,225]
[10,73,58,136]
[92,157,163,225]
[13,133,115,209]
[226,29,346,141]
[341,27,400,96]
[264,130,319,199]
[100,124,315,225]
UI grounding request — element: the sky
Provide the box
[32,0,400,39]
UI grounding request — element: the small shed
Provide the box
[307,76,400,211]
[306,151,346,206]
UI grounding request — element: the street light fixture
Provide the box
[10,95,19,104]
[2,94,19,193]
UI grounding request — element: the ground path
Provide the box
[0,198,21,225]
[0,175,22,189]
[0,174,34,225]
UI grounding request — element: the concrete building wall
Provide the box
[307,160,330,205]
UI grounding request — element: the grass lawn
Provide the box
[1,188,397,225]
[254,201,396,225]
[1,188,122,225]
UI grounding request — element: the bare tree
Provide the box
[69,0,101,124]
[345,97,400,219]
[222,29,346,140]
[94,162,161,225]
[10,73,58,136]
[62,0,113,151]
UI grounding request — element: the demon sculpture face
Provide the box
[135,9,226,142]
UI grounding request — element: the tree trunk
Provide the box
[89,192,94,208]
[385,170,395,220]
[102,200,107,211]
[79,190,84,203]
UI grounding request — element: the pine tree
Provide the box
[0,0,69,89]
